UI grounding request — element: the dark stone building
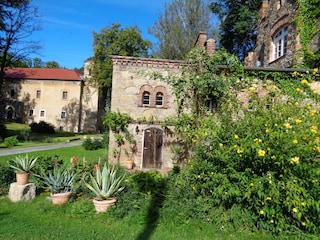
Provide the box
[250,0,300,68]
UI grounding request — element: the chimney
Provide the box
[205,39,216,56]
[244,52,254,67]
[259,0,269,19]
[195,32,208,49]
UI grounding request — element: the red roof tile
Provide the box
[4,68,82,81]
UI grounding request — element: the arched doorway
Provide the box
[6,106,14,121]
[142,127,164,169]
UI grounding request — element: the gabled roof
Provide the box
[4,68,82,81]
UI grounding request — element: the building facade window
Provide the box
[273,26,288,60]
[10,89,15,98]
[60,111,66,119]
[36,90,41,98]
[39,110,45,118]
[142,91,150,106]
[85,93,90,102]
[138,85,168,108]
[28,109,34,117]
[155,92,163,106]
[62,91,68,99]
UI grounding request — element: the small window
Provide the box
[10,89,15,98]
[142,91,150,106]
[60,111,66,119]
[36,90,41,98]
[273,26,288,60]
[28,109,34,117]
[39,110,45,118]
[156,92,163,106]
[62,91,68,99]
[85,93,90,102]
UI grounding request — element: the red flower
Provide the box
[94,163,100,169]
[70,156,78,164]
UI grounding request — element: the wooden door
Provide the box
[142,127,163,169]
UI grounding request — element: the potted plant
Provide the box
[38,164,76,205]
[8,155,38,185]
[85,162,125,213]
[124,146,135,170]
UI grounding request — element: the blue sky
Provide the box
[30,0,169,69]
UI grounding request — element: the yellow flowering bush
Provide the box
[166,72,320,235]
[162,50,320,235]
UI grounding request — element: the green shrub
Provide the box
[164,96,320,234]
[18,128,31,141]
[129,170,166,196]
[82,138,104,150]
[106,170,166,221]
[30,121,55,134]
[0,121,7,139]
[4,135,19,148]
[0,163,14,195]
[163,70,320,235]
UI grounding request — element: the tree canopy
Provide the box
[91,23,151,93]
[149,0,217,60]
[0,0,41,99]
[210,0,260,60]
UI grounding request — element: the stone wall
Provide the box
[253,0,299,68]
[109,56,184,170]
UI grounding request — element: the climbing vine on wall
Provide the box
[295,0,320,68]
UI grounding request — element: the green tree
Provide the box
[90,23,151,108]
[74,66,84,74]
[149,0,217,60]
[27,57,44,68]
[210,0,260,60]
[0,0,41,99]
[45,61,60,68]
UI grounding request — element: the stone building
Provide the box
[247,0,320,68]
[107,33,216,170]
[108,56,182,170]
[250,0,300,68]
[2,68,98,132]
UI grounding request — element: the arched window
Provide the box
[273,26,288,60]
[155,92,163,106]
[142,91,150,106]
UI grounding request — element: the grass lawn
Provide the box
[0,194,286,240]
[1,122,104,149]
[0,146,108,164]
[0,125,318,239]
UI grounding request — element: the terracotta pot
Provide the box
[16,173,30,185]
[50,192,72,205]
[126,160,134,170]
[93,198,117,213]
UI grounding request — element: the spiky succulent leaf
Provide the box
[8,155,38,173]
[85,163,125,200]
[38,164,76,194]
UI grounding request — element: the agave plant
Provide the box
[39,164,76,194]
[85,163,125,200]
[8,155,38,173]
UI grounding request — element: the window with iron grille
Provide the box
[142,91,150,106]
[39,110,45,118]
[156,92,163,106]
